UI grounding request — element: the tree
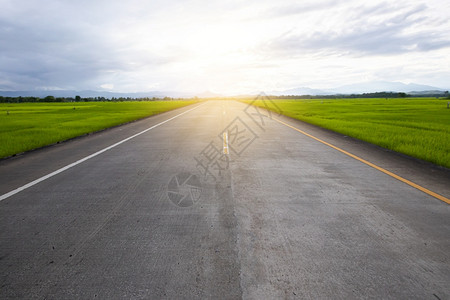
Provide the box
[44,95,55,102]
[75,95,81,102]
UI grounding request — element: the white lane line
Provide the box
[0,103,206,202]
[223,131,229,154]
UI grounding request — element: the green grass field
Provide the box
[0,101,198,158]
[247,98,450,168]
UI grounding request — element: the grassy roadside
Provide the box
[246,98,450,168]
[0,101,199,158]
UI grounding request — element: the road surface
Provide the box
[1,100,449,299]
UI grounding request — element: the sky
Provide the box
[1,0,449,95]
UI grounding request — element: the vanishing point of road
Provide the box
[1,100,449,299]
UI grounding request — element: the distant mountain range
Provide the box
[269,81,447,96]
[0,90,170,99]
[0,81,448,98]
[0,89,216,99]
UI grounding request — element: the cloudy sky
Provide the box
[1,0,449,94]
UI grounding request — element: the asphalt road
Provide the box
[1,100,449,299]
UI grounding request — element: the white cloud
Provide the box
[100,83,114,90]
[0,0,449,94]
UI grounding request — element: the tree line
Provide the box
[1,91,448,103]
[267,92,450,99]
[0,95,190,103]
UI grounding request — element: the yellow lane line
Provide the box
[223,132,229,155]
[273,117,450,205]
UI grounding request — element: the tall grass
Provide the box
[0,101,198,158]
[248,98,450,168]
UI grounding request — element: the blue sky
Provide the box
[1,0,449,94]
